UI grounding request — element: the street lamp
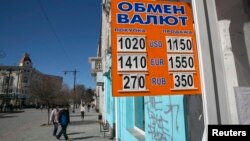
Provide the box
[63,69,79,113]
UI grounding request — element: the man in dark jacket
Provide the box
[56,106,70,141]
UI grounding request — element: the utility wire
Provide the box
[37,0,74,67]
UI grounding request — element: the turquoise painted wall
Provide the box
[117,97,139,141]
[113,95,187,141]
[105,75,114,128]
[145,96,187,141]
[104,53,115,128]
[105,53,187,141]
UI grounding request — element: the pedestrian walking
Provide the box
[3,103,6,112]
[56,105,70,141]
[80,104,85,120]
[50,106,59,136]
[0,103,3,112]
[40,105,43,110]
[87,103,91,112]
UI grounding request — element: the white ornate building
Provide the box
[0,53,62,106]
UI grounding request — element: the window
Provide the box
[95,60,102,70]
[134,96,145,132]
[3,77,9,85]
[23,77,28,83]
[9,76,14,86]
[3,76,14,85]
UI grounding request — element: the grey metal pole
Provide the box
[203,0,230,125]
[63,69,79,90]
[192,0,222,140]
[63,69,79,113]
[192,0,219,124]
[73,69,76,113]
[73,69,76,91]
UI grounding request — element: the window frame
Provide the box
[133,96,145,135]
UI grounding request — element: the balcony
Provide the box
[89,57,103,77]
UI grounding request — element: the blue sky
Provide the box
[0,0,101,89]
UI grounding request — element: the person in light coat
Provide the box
[80,104,85,120]
[50,106,59,136]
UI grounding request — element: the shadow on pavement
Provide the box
[70,114,97,117]
[84,114,98,117]
[70,120,99,126]
[0,110,24,114]
[70,136,99,140]
[68,132,85,135]
[40,123,53,127]
[0,115,18,118]
[70,114,81,117]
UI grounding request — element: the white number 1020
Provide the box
[117,36,146,52]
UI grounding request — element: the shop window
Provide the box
[134,96,145,132]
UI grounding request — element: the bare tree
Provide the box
[69,85,94,105]
[83,88,95,104]
[74,84,86,104]
[54,83,71,106]
[30,77,60,125]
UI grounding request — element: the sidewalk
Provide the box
[0,108,113,141]
[66,108,113,141]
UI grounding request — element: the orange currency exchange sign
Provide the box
[111,0,201,97]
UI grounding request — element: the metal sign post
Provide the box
[192,0,232,140]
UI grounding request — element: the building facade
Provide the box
[90,0,250,140]
[0,53,63,106]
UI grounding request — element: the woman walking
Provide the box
[80,104,85,120]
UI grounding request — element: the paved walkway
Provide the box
[0,108,112,141]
